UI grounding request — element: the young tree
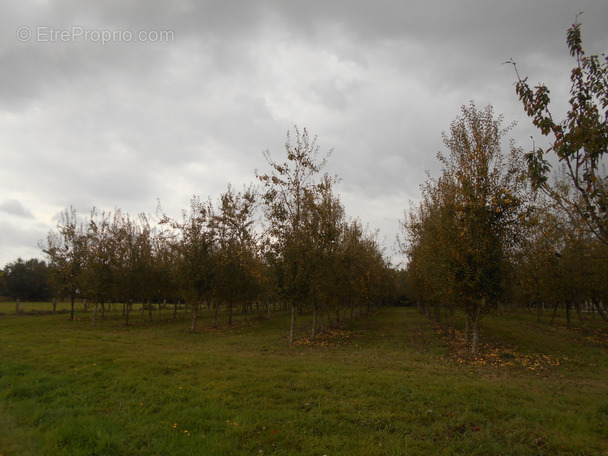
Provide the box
[304,175,346,339]
[441,103,529,354]
[42,207,86,320]
[256,126,337,345]
[211,185,259,325]
[81,209,115,325]
[510,17,608,245]
[402,103,529,355]
[161,196,215,332]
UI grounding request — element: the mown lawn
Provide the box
[0,304,606,455]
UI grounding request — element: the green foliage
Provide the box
[510,16,608,245]
[2,257,51,302]
[402,102,530,354]
[257,127,392,343]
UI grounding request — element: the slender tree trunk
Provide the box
[550,302,559,325]
[266,300,271,318]
[311,304,318,340]
[70,294,75,321]
[125,301,131,326]
[228,302,233,325]
[327,310,334,328]
[214,302,220,326]
[434,302,441,324]
[147,298,153,322]
[536,301,543,323]
[173,300,178,319]
[471,302,482,357]
[52,298,57,314]
[191,301,199,332]
[465,314,471,345]
[288,303,296,346]
[592,298,607,322]
[101,302,105,319]
[566,301,572,329]
[574,302,588,332]
[93,302,98,327]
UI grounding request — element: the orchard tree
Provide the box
[256,126,338,345]
[441,102,529,354]
[304,175,346,339]
[510,17,608,245]
[211,184,260,325]
[401,174,460,325]
[43,207,87,320]
[161,196,215,332]
[81,209,115,325]
[402,103,529,355]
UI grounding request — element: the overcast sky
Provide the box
[1,0,607,268]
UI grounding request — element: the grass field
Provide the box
[0,303,607,455]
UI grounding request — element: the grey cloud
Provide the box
[0,199,34,218]
[0,0,607,267]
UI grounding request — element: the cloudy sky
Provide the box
[1,0,607,268]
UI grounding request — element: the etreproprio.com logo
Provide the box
[17,26,174,45]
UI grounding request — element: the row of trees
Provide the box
[0,258,52,303]
[401,19,608,354]
[40,127,396,342]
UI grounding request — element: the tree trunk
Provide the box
[592,298,607,322]
[214,302,220,327]
[566,301,572,329]
[465,314,471,345]
[148,298,153,322]
[574,302,588,332]
[550,302,559,325]
[173,300,178,319]
[288,303,296,346]
[311,305,318,340]
[434,302,441,324]
[92,302,98,327]
[15,298,20,315]
[191,301,199,332]
[52,298,57,314]
[471,303,482,357]
[266,300,271,318]
[228,302,233,325]
[70,293,75,321]
[101,302,105,319]
[536,301,543,323]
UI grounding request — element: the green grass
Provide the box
[0,304,607,455]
